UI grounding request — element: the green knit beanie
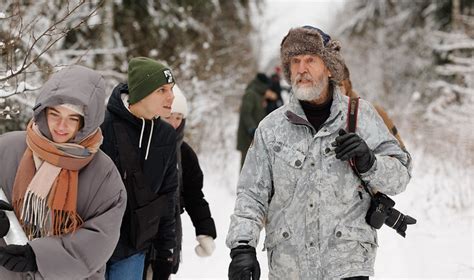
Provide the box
[127,57,175,104]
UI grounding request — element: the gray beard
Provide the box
[293,81,325,101]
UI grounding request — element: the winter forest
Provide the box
[0,0,473,279]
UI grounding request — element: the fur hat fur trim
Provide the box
[280,26,345,84]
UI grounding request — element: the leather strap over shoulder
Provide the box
[347,96,359,133]
[346,96,374,197]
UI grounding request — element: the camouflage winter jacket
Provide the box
[226,87,412,279]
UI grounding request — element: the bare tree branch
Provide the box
[0,0,99,83]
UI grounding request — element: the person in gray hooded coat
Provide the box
[0,65,127,280]
[226,26,413,280]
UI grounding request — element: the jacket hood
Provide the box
[247,76,270,96]
[33,65,106,143]
[107,83,143,126]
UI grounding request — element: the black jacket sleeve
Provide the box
[181,142,217,238]
[99,115,120,173]
[154,140,178,251]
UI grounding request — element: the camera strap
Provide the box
[347,96,374,198]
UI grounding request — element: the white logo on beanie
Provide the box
[164,69,174,83]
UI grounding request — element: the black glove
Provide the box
[228,245,260,280]
[0,200,14,238]
[335,129,375,173]
[152,249,173,280]
[385,208,417,238]
[0,244,38,272]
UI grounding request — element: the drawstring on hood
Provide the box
[122,93,154,160]
[138,117,154,160]
[139,117,145,149]
[146,120,153,160]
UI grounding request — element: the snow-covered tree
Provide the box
[335,0,473,118]
[334,0,474,211]
[0,0,262,175]
[0,0,101,131]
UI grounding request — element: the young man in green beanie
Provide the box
[101,57,179,280]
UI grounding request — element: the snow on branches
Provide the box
[0,0,101,119]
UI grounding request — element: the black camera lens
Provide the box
[385,208,417,237]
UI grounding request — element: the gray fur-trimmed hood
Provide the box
[32,65,106,143]
[280,26,345,84]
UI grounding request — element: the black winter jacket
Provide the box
[181,141,217,238]
[101,83,178,261]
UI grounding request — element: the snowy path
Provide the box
[172,145,473,279]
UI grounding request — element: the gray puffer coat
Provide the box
[0,65,127,280]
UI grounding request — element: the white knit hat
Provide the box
[171,85,188,118]
[59,103,84,116]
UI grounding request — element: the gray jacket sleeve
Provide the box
[357,100,412,195]
[29,166,126,279]
[226,127,272,249]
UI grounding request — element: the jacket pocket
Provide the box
[264,226,299,278]
[333,224,378,247]
[273,142,306,169]
[264,225,292,251]
[271,142,306,205]
[129,194,168,251]
[325,224,378,276]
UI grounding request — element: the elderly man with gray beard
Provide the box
[226,26,412,280]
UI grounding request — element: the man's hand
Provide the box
[195,235,215,257]
[0,244,38,272]
[264,89,278,101]
[228,245,260,280]
[335,129,375,173]
[0,200,13,238]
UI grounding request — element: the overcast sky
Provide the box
[255,0,346,70]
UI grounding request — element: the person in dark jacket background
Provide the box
[101,57,178,280]
[166,86,217,258]
[146,85,216,279]
[236,73,277,168]
[265,67,284,114]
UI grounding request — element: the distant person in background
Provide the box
[0,65,126,279]
[145,85,217,279]
[341,64,407,150]
[237,73,277,168]
[101,57,178,280]
[266,67,284,114]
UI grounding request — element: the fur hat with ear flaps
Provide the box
[280,26,345,84]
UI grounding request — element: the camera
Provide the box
[365,192,417,237]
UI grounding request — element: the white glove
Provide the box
[194,235,215,257]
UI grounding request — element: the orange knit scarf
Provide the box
[12,121,103,239]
